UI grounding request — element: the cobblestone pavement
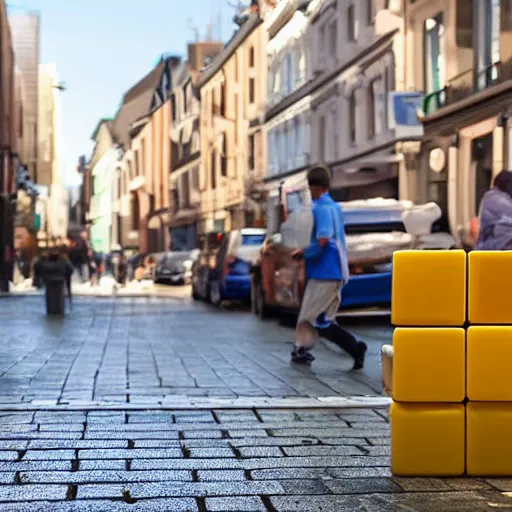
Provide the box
[1,295,507,510]
[0,295,391,405]
[0,409,506,510]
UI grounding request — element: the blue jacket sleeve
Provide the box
[304,205,334,262]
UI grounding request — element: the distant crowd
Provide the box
[14,233,157,290]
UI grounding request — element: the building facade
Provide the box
[87,120,118,254]
[8,12,39,183]
[37,63,68,245]
[0,0,17,291]
[169,41,223,250]
[262,0,409,219]
[264,0,316,228]
[115,56,180,254]
[196,8,270,234]
[409,0,512,241]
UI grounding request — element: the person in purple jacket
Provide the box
[290,165,367,369]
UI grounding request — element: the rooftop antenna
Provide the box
[187,18,199,42]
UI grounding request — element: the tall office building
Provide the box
[8,12,39,183]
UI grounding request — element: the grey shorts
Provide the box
[295,280,342,348]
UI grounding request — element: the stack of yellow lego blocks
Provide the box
[391,249,512,477]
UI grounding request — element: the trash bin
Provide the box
[45,278,65,315]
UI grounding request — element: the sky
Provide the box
[7,0,241,186]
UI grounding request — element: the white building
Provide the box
[37,63,68,242]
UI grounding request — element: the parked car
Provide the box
[154,250,200,285]
[251,198,456,319]
[191,228,266,305]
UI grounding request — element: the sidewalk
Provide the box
[0,407,507,511]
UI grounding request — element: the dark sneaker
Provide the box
[291,346,315,364]
[352,341,367,370]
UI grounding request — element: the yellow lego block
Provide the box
[392,250,466,326]
[467,326,512,401]
[469,251,512,324]
[467,402,512,476]
[392,328,465,402]
[391,402,465,476]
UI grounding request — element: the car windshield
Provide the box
[242,234,266,246]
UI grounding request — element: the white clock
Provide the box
[429,148,446,173]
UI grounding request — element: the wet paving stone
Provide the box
[19,469,193,484]
[204,496,266,511]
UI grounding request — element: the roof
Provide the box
[90,118,114,141]
[112,59,166,147]
[196,13,262,89]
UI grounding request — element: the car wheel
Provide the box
[252,277,271,319]
[209,280,222,307]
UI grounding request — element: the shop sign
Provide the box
[388,91,424,138]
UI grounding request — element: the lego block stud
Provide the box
[469,251,512,324]
[392,250,466,326]
[467,326,512,401]
[467,402,512,476]
[391,402,465,476]
[393,328,465,403]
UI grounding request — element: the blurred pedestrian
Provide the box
[33,250,48,289]
[117,253,128,285]
[290,165,367,370]
[476,170,512,250]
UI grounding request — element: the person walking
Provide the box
[290,164,367,370]
[476,170,512,250]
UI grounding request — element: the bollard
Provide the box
[45,279,65,315]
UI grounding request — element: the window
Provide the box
[319,116,326,162]
[295,48,304,85]
[249,77,255,104]
[134,150,140,176]
[329,21,337,60]
[478,0,501,89]
[221,134,228,176]
[211,89,216,116]
[234,95,238,144]
[319,25,326,67]
[367,0,374,24]
[294,118,302,163]
[140,139,145,174]
[249,46,255,67]
[171,94,177,121]
[181,173,190,207]
[330,110,337,160]
[220,83,226,116]
[192,166,199,190]
[367,83,376,139]
[248,134,255,171]
[183,86,188,114]
[285,53,293,94]
[127,160,133,181]
[424,13,445,94]
[210,151,216,189]
[349,92,356,144]
[348,4,357,41]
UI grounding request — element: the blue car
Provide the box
[192,229,266,305]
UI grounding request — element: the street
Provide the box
[0,292,389,405]
[0,293,510,510]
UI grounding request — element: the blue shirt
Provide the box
[304,192,350,283]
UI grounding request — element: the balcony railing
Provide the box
[423,62,503,116]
